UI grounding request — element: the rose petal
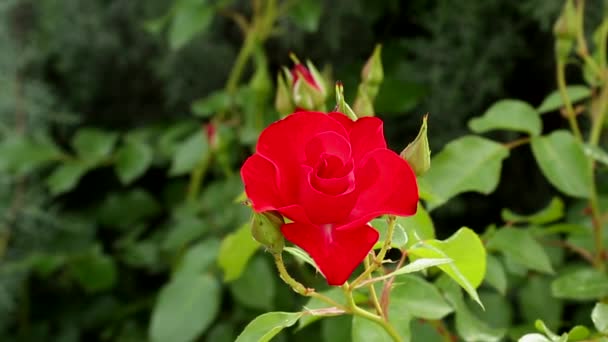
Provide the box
[240,154,283,212]
[340,148,418,229]
[348,117,387,161]
[256,112,348,200]
[328,112,355,130]
[299,165,357,224]
[328,113,387,161]
[281,222,379,285]
[305,131,352,168]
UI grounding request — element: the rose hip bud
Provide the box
[290,58,327,111]
[400,114,431,177]
[251,211,285,254]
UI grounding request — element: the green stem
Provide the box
[272,252,346,310]
[557,59,584,141]
[588,72,608,268]
[600,20,608,72]
[186,153,211,203]
[350,216,396,288]
[364,255,384,317]
[224,31,258,98]
[342,284,402,342]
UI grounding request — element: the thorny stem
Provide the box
[272,252,346,310]
[363,255,384,318]
[342,284,403,342]
[350,215,396,289]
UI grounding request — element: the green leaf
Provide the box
[283,246,320,273]
[531,130,591,198]
[592,302,608,333]
[486,228,554,274]
[168,0,214,50]
[162,215,206,251]
[97,189,161,229]
[70,246,117,293]
[191,90,231,117]
[229,256,275,310]
[551,267,608,300]
[371,218,408,249]
[235,312,302,342]
[537,85,591,114]
[169,130,209,176]
[174,238,220,279]
[217,223,259,282]
[71,128,118,164]
[46,162,91,195]
[149,274,220,342]
[469,99,541,136]
[352,315,393,342]
[583,144,608,167]
[288,0,323,32]
[519,275,563,330]
[421,136,509,210]
[321,316,352,342]
[371,258,452,283]
[567,325,590,341]
[401,202,436,248]
[391,275,453,319]
[436,276,506,342]
[0,135,62,174]
[484,254,507,295]
[501,197,564,225]
[114,138,153,185]
[409,227,486,307]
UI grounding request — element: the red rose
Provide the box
[241,111,418,285]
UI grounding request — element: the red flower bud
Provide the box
[291,64,320,90]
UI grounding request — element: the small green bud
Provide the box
[553,0,577,40]
[361,44,383,93]
[400,114,431,177]
[353,84,375,117]
[275,73,295,117]
[251,211,285,254]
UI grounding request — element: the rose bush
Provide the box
[241,110,419,285]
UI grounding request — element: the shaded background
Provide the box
[0,0,600,341]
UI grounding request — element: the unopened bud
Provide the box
[275,73,295,117]
[400,115,431,177]
[251,211,285,254]
[361,44,383,97]
[353,85,375,117]
[553,0,577,40]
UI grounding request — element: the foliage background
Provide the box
[1,0,603,341]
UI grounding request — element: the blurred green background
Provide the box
[0,0,596,341]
